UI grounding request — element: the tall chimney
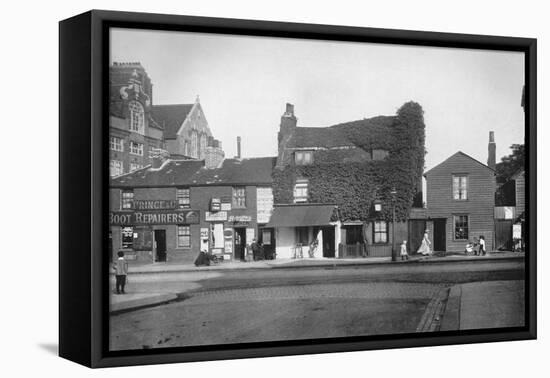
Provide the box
[237,136,241,159]
[277,103,297,167]
[487,131,496,170]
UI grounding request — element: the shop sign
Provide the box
[513,224,522,239]
[228,215,252,224]
[224,239,233,254]
[205,211,228,222]
[221,202,231,211]
[200,228,209,239]
[109,210,199,225]
[210,198,221,212]
[133,199,178,210]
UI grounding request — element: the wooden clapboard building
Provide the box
[424,133,497,252]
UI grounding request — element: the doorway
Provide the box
[433,219,446,252]
[408,220,426,254]
[321,226,335,258]
[234,227,246,261]
[154,229,167,262]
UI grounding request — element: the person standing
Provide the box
[400,240,409,260]
[417,230,432,256]
[251,238,261,261]
[478,235,486,256]
[113,250,129,294]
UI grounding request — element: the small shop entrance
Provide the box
[433,219,446,252]
[154,229,167,262]
[321,226,335,258]
[234,227,246,261]
[259,227,276,259]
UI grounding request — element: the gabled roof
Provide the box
[151,104,194,139]
[110,157,276,188]
[424,151,495,177]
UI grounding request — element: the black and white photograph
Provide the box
[107,26,527,352]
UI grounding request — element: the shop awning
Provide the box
[266,204,338,228]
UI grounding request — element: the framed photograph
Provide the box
[59,10,536,368]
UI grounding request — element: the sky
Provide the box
[110,28,525,171]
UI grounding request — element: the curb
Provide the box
[111,254,525,275]
[440,285,462,331]
[110,293,178,314]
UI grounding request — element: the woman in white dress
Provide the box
[417,230,432,255]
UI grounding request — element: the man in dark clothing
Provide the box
[251,239,261,261]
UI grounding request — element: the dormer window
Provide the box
[295,151,313,166]
[128,101,144,134]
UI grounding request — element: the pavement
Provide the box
[109,251,525,315]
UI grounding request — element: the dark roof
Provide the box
[266,204,338,227]
[110,157,276,188]
[424,151,495,176]
[151,104,194,139]
[287,115,395,150]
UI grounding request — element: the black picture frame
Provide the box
[59,9,537,368]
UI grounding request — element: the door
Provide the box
[234,227,246,261]
[322,227,335,258]
[433,219,446,252]
[408,220,426,255]
[259,228,276,259]
[154,230,167,262]
[495,219,513,250]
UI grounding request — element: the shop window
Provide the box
[293,178,309,203]
[295,151,313,166]
[345,225,364,244]
[373,221,388,244]
[212,223,224,248]
[130,141,143,156]
[177,188,190,209]
[121,190,134,209]
[453,174,468,200]
[110,160,123,177]
[177,225,191,248]
[129,100,144,134]
[110,136,124,152]
[232,186,246,208]
[296,226,309,245]
[121,226,134,249]
[454,215,469,240]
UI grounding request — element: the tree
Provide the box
[496,144,525,183]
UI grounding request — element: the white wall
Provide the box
[4,1,547,378]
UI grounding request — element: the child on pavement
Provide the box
[113,250,129,294]
[400,240,409,260]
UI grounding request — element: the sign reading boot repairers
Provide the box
[109,210,200,225]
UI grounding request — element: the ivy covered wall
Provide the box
[273,102,426,223]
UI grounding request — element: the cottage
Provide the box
[424,142,496,253]
[269,102,426,259]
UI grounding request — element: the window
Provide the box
[177,225,191,248]
[110,136,123,152]
[232,186,246,208]
[453,175,468,200]
[130,141,143,156]
[262,229,271,245]
[372,149,389,160]
[129,100,144,134]
[121,190,134,210]
[110,160,123,177]
[293,178,309,203]
[373,221,388,244]
[191,130,198,158]
[199,133,207,159]
[295,151,313,165]
[454,215,469,240]
[129,163,142,172]
[121,226,134,249]
[177,188,190,209]
[296,227,309,245]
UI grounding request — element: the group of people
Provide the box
[398,230,487,259]
[464,236,487,256]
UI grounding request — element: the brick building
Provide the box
[268,103,426,259]
[109,156,276,264]
[109,62,224,176]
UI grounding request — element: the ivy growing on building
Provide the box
[272,101,426,222]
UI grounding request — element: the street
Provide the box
[109,259,525,351]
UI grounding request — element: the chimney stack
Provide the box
[487,131,496,170]
[236,136,242,159]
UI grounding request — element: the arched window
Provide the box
[191,130,198,158]
[128,101,144,134]
[199,133,207,159]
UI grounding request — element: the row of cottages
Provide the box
[266,102,427,259]
[109,62,223,177]
[109,153,276,264]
